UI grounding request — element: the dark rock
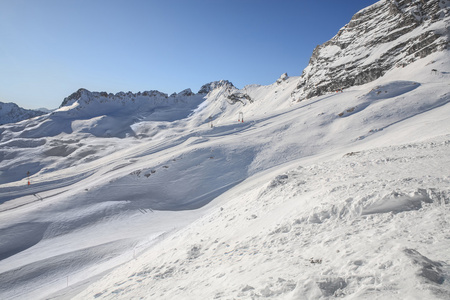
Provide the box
[227,93,252,104]
[276,73,289,85]
[198,80,235,94]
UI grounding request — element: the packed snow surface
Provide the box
[0,50,449,299]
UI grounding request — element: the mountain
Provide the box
[36,107,55,114]
[0,0,450,299]
[292,0,450,100]
[0,102,46,125]
[57,87,206,121]
[0,87,208,140]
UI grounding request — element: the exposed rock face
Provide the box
[179,88,195,97]
[227,92,253,105]
[292,0,450,101]
[276,73,289,85]
[0,102,46,125]
[198,80,235,94]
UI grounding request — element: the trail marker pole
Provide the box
[238,112,244,123]
[208,116,213,128]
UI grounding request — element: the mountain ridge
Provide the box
[0,102,46,126]
[291,0,450,101]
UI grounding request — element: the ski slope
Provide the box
[0,50,449,299]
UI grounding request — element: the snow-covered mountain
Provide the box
[292,0,450,100]
[0,102,46,126]
[36,87,206,138]
[1,0,450,299]
[36,107,54,114]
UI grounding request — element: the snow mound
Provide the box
[362,190,430,215]
[364,81,420,100]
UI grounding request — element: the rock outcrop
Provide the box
[276,73,289,85]
[198,80,235,94]
[227,92,253,105]
[292,0,450,101]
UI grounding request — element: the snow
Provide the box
[1,41,450,300]
[0,102,46,126]
[72,135,450,300]
[55,102,79,112]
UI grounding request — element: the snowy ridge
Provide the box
[0,102,46,126]
[292,0,450,100]
[198,80,235,94]
[56,87,206,121]
[0,87,208,141]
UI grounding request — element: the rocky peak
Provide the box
[59,88,171,108]
[198,80,235,94]
[60,88,90,107]
[170,88,195,97]
[292,0,450,101]
[55,86,208,120]
[276,73,289,85]
[178,88,195,97]
[227,92,253,105]
[0,101,46,125]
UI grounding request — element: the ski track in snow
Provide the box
[0,49,449,299]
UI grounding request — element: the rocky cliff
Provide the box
[198,80,235,94]
[292,0,450,101]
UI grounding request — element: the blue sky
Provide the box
[0,0,378,109]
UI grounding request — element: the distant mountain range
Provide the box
[0,102,47,125]
[3,0,448,127]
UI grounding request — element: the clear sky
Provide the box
[0,0,379,109]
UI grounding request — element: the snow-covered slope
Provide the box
[0,0,450,299]
[0,102,46,126]
[74,132,450,300]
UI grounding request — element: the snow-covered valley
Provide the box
[1,0,450,299]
